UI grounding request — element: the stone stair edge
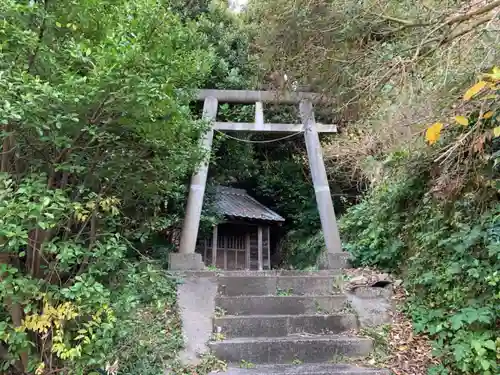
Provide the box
[209,363,390,375]
[173,270,343,277]
[212,335,370,344]
[209,335,374,364]
[215,293,347,300]
[214,313,357,319]
[213,313,359,338]
[216,294,349,315]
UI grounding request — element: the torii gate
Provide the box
[169,89,343,270]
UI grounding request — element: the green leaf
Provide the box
[480,359,490,370]
[450,315,463,330]
[483,340,496,350]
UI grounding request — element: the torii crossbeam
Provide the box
[170,89,343,270]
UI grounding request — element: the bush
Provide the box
[0,0,220,372]
[279,230,324,269]
[340,71,500,374]
[108,264,183,375]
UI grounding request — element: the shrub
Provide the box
[279,230,324,269]
[341,70,500,374]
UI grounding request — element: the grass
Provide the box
[240,360,256,369]
[276,287,293,296]
[111,305,184,375]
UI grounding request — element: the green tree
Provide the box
[0,0,216,373]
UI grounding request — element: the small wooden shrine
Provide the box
[196,186,284,270]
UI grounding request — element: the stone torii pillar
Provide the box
[169,97,218,270]
[300,99,343,267]
[169,89,343,271]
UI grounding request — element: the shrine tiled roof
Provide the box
[214,186,285,222]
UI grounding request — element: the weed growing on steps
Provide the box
[339,300,356,315]
[331,275,344,292]
[276,287,293,296]
[239,360,256,369]
[360,325,392,366]
[170,353,227,375]
[314,300,329,314]
[211,332,226,342]
[214,306,227,318]
[207,265,223,276]
[330,350,351,364]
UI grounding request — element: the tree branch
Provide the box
[374,13,432,27]
[445,0,500,26]
[417,14,494,57]
[28,0,50,72]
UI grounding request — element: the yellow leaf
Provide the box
[493,126,500,138]
[463,81,487,100]
[425,122,443,145]
[483,66,500,82]
[455,116,469,126]
[483,111,494,119]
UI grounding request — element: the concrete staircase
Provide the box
[209,271,389,375]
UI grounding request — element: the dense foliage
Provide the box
[0,0,242,374]
[341,72,500,374]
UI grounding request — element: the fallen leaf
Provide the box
[455,116,469,126]
[463,81,487,100]
[493,127,500,138]
[483,111,494,119]
[425,123,443,145]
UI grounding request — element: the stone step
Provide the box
[210,364,390,375]
[214,314,358,338]
[178,270,342,277]
[217,275,342,296]
[209,335,373,364]
[216,295,348,316]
